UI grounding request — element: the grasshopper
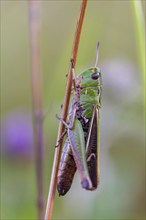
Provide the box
[56,43,102,196]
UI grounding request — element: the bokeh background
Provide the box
[1,1,145,220]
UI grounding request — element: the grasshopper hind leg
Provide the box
[85,106,100,190]
[87,153,98,189]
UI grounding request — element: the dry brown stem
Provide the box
[28,1,44,219]
[44,1,88,220]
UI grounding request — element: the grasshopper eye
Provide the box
[91,71,99,80]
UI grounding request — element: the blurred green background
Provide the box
[1,1,145,220]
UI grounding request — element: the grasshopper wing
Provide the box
[86,106,100,190]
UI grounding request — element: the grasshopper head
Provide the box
[78,67,101,88]
[91,67,100,80]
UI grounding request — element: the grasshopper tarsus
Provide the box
[70,58,76,92]
[56,115,70,129]
[55,114,60,120]
[70,58,74,68]
[55,130,67,148]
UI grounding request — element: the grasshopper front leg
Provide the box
[55,105,76,147]
[70,58,76,92]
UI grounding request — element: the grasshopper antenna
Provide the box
[94,42,100,68]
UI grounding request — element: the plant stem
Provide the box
[28,1,44,219]
[44,1,88,220]
[131,0,145,84]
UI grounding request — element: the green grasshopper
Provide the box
[56,43,102,196]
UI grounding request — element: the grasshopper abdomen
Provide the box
[57,139,77,196]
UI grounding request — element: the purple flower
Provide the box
[101,59,140,104]
[1,109,34,159]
